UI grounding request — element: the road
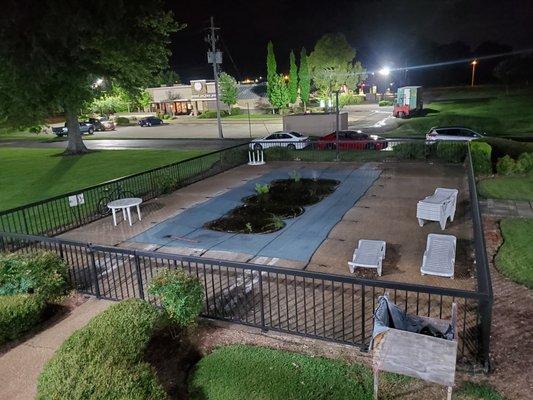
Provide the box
[0,105,398,150]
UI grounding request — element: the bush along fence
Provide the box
[0,144,493,369]
[0,144,249,236]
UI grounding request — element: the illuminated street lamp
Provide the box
[378,67,390,76]
[470,60,478,87]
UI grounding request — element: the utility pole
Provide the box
[334,90,340,161]
[206,16,224,139]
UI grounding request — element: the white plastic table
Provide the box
[107,198,142,226]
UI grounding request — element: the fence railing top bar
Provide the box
[0,230,485,300]
[0,142,249,215]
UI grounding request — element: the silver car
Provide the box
[250,131,309,150]
[426,126,484,142]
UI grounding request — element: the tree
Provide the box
[0,0,178,154]
[218,72,238,113]
[308,33,366,100]
[266,41,278,105]
[269,74,290,111]
[288,50,298,104]
[298,47,311,112]
[150,69,181,87]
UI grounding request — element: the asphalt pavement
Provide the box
[0,105,398,150]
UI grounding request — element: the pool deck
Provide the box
[59,161,475,291]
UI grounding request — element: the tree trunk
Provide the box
[303,102,307,113]
[64,108,88,155]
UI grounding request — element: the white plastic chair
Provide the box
[421,234,456,278]
[417,188,458,230]
[348,239,386,276]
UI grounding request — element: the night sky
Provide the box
[165,0,533,83]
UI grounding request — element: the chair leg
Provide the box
[446,386,452,400]
[417,218,425,227]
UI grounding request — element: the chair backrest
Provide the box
[435,188,458,201]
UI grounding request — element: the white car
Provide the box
[250,131,309,150]
[426,126,485,142]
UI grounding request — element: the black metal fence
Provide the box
[0,144,249,236]
[0,231,487,367]
[0,140,492,369]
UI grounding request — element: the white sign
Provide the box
[68,193,85,207]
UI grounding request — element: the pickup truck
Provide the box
[53,122,95,137]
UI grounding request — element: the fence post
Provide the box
[88,245,101,298]
[258,271,267,332]
[361,284,366,351]
[479,296,493,372]
[21,209,30,234]
[133,252,145,300]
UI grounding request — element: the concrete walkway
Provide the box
[479,198,533,218]
[0,298,112,400]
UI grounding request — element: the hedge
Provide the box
[435,141,466,163]
[37,299,168,400]
[0,294,45,345]
[470,141,492,175]
[115,116,130,126]
[392,142,427,159]
[0,251,68,344]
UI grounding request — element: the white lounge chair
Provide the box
[421,234,456,278]
[417,188,458,230]
[348,239,386,276]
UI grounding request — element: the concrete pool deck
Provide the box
[59,161,475,291]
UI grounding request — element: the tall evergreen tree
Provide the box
[266,41,277,105]
[288,50,298,104]
[298,47,311,112]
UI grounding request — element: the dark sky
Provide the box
[165,0,533,82]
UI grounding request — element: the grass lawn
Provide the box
[386,86,533,138]
[0,148,204,211]
[496,218,533,288]
[478,173,533,201]
[189,345,503,400]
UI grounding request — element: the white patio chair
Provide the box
[348,239,386,276]
[421,234,456,278]
[417,188,458,230]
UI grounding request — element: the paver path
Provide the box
[0,298,113,400]
[479,198,533,218]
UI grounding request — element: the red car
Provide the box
[316,130,388,150]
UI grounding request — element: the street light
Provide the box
[470,60,478,87]
[378,67,390,76]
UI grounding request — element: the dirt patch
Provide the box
[205,178,339,234]
[144,327,201,400]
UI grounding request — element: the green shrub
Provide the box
[339,93,364,107]
[392,142,427,159]
[28,125,43,133]
[0,251,68,301]
[516,152,533,173]
[37,299,168,400]
[378,100,393,106]
[496,155,517,176]
[115,116,130,126]
[148,269,203,327]
[264,147,293,161]
[198,110,229,119]
[155,173,176,195]
[0,294,45,345]
[228,107,244,115]
[254,183,270,195]
[436,141,466,163]
[470,141,492,174]
[161,114,172,120]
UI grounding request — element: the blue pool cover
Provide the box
[129,165,380,262]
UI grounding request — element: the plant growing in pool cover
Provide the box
[148,269,204,327]
[206,178,339,234]
[254,183,270,194]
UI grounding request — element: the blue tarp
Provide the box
[129,165,380,262]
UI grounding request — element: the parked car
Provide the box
[316,130,388,150]
[250,131,309,150]
[138,116,163,127]
[52,122,95,137]
[88,117,116,131]
[426,126,484,141]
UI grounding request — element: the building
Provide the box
[146,80,267,116]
